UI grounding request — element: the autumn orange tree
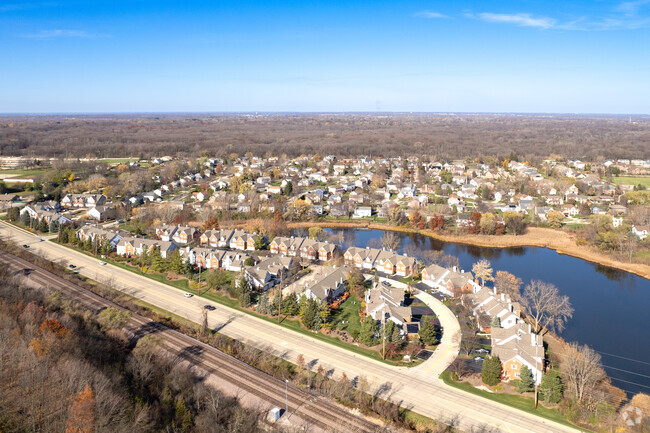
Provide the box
[66,384,95,433]
[202,216,219,231]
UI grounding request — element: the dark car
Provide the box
[69,264,76,269]
[203,305,216,311]
[22,244,29,248]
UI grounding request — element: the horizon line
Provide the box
[0,111,648,117]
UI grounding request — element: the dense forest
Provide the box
[1,113,648,160]
[0,264,261,433]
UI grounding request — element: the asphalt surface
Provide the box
[0,221,582,433]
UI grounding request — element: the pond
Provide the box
[298,227,650,398]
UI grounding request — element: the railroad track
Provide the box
[0,251,382,433]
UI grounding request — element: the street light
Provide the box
[285,379,289,417]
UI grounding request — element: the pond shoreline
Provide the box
[286,221,650,281]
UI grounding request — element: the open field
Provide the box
[611,176,650,188]
[0,168,47,176]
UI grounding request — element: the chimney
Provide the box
[453,266,458,273]
[501,293,505,301]
[528,323,532,334]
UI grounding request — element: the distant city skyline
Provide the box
[2,0,649,114]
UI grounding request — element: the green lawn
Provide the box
[98,157,140,164]
[0,168,47,176]
[440,371,587,431]
[399,276,420,285]
[330,293,362,336]
[612,176,650,188]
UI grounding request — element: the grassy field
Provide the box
[330,293,362,336]
[439,371,587,431]
[612,176,650,188]
[0,168,48,176]
[97,157,140,164]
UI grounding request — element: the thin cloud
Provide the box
[475,12,556,29]
[0,2,57,13]
[22,29,96,39]
[617,0,650,15]
[415,11,448,19]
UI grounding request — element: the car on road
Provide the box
[22,244,29,248]
[203,304,216,310]
[69,264,76,269]
[473,356,484,361]
[39,238,44,242]
[98,261,107,266]
[183,293,193,298]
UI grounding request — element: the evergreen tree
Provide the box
[359,316,379,346]
[481,355,502,386]
[283,181,293,195]
[390,324,403,346]
[318,300,330,325]
[256,292,275,315]
[150,248,165,272]
[281,292,300,316]
[21,211,31,227]
[59,227,69,243]
[101,239,113,256]
[239,289,251,308]
[139,249,150,271]
[167,249,184,274]
[515,365,535,393]
[491,315,501,329]
[540,369,564,404]
[38,218,48,233]
[418,318,438,345]
[300,297,321,331]
[7,207,19,222]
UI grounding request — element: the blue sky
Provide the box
[1,0,649,113]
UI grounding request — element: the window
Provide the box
[514,373,520,378]
[511,364,518,370]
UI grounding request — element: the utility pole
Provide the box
[534,339,540,409]
[197,261,202,296]
[382,311,386,360]
[278,270,283,324]
[285,379,289,417]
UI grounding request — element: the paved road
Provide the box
[0,221,581,433]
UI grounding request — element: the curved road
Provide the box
[0,221,580,433]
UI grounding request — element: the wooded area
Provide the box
[1,113,648,160]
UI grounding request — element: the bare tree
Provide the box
[472,259,494,286]
[520,280,574,334]
[460,332,479,356]
[494,270,523,300]
[381,231,400,251]
[561,342,606,402]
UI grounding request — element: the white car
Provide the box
[98,261,107,266]
[183,293,193,298]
